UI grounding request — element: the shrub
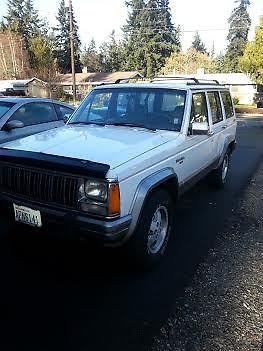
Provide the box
[233,96,240,105]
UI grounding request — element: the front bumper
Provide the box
[0,193,132,246]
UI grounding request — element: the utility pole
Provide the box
[66,0,76,104]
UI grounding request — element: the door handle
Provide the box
[176,157,185,164]
[208,131,214,136]
[222,125,227,129]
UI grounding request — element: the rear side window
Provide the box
[221,91,234,119]
[207,92,223,124]
[190,92,208,124]
[8,102,58,126]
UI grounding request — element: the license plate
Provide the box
[13,204,42,228]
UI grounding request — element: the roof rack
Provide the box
[152,76,222,86]
[152,76,199,84]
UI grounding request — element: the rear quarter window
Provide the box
[221,91,235,119]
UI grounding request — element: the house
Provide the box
[56,71,144,97]
[25,78,50,98]
[195,70,261,105]
[166,70,261,106]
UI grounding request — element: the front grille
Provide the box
[0,164,79,208]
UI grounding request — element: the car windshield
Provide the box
[68,88,187,132]
[0,101,15,119]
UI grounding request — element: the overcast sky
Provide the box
[1,0,262,53]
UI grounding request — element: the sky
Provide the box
[0,0,262,54]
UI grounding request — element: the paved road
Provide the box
[0,117,262,351]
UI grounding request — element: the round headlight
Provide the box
[84,180,108,202]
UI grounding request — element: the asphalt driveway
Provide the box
[0,116,262,351]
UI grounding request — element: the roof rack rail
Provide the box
[152,76,199,84]
[194,78,220,85]
[152,76,222,86]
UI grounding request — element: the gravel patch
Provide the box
[152,164,263,351]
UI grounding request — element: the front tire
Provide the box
[125,189,175,269]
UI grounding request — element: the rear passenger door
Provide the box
[207,91,226,159]
[220,90,237,143]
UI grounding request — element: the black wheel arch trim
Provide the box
[127,168,178,239]
[216,138,236,169]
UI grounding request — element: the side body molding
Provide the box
[127,168,178,237]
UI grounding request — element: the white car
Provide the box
[0,78,237,268]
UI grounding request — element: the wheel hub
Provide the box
[147,206,169,254]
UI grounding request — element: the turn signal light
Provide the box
[108,183,120,217]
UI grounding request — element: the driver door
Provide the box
[176,92,215,184]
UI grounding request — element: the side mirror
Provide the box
[63,114,72,123]
[5,120,25,131]
[192,121,209,135]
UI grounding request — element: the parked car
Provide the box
[0,78,237,268]
[0,97,74,143]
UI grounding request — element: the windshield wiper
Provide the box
[107,122,156,131]
[68,121,105,126]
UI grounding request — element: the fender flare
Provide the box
[127,168,178,238]
[216,137,236,169]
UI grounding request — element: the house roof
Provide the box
[56,71,144,85]
[25,77,48,86]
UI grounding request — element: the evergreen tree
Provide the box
[29,35,57,82]
[191,31,207,54]
[5,0,44,46]
[53,0,81,73]
[224,0,251,72]
[81,39,104,72]
[103,31,124,72]
[122,0,146,72]
[123,0,180,77]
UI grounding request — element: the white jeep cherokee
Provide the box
[0,78,237,267]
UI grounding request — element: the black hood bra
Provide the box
[0,148,110,179]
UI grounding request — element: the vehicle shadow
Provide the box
[0,177,241,351]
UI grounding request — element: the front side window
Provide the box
[190,92,208,124]
[207,92,223,124]
[221,91,234,119]
[8,102,58,126]
[69,88,187,132]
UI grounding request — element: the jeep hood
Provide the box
[2,125,178,169]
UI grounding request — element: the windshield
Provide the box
[69,88,187,132]
[0,101,15,119]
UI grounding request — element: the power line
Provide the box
[79,26,248,39]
